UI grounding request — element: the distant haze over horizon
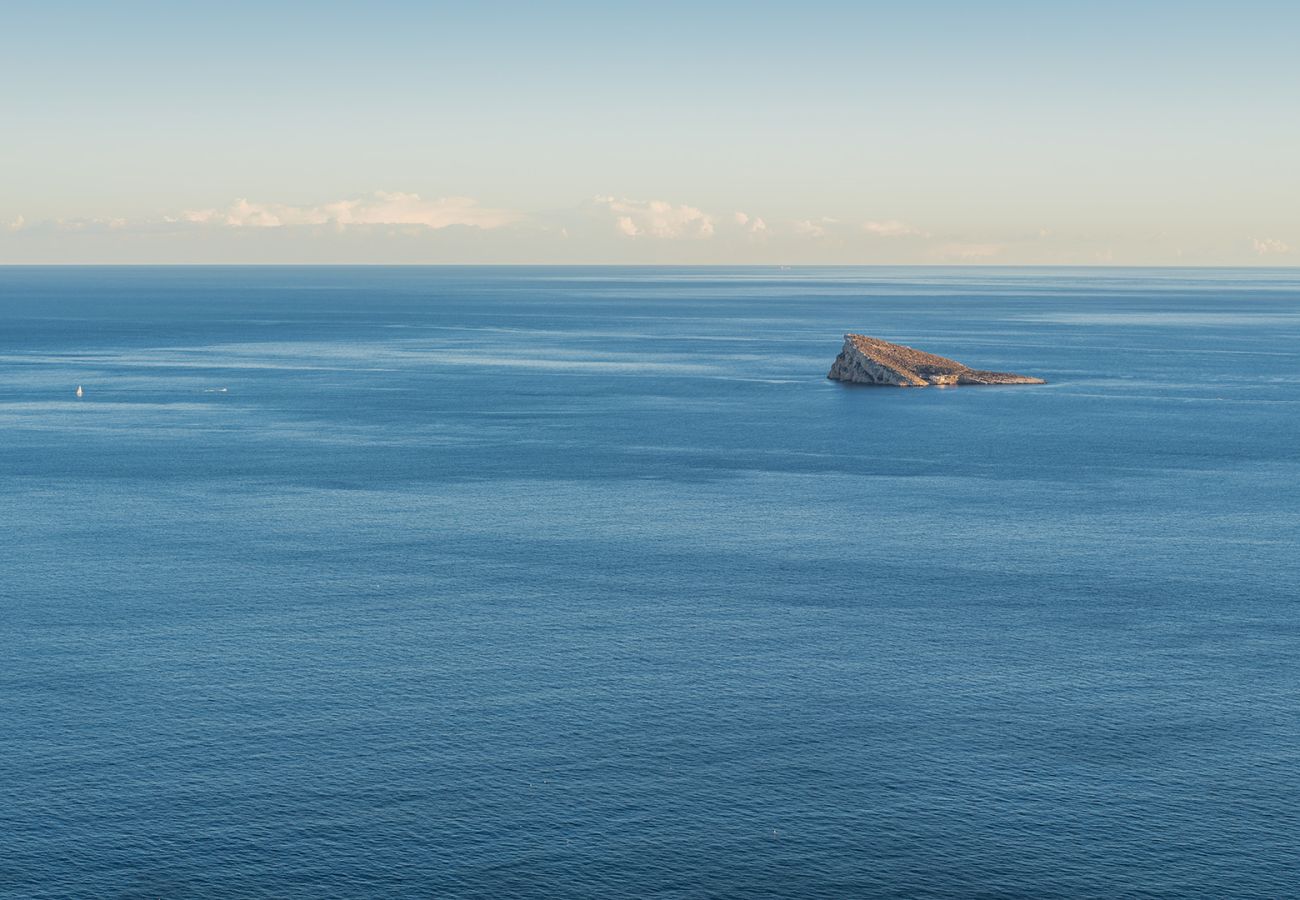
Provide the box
[3,1,1297,265]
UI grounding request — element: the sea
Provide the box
[2,266,1298,899]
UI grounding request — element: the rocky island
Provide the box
[828,334,1045,386]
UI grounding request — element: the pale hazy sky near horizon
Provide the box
[2,1,1297,265]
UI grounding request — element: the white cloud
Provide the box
[594,196,715,239]
[862,219,926,237]
[51,217,124,232]
[8,214,25,231]
[182,192,520,230]
[1253,237,1291,256]
[794,218,837,239]
[734,211,767,234]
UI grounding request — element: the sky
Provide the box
[2,0,1297,264]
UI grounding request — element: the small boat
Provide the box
[75,385,83,398]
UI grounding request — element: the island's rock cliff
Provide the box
[828,334,1045,386]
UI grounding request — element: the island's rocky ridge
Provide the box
[828,334,1045,386]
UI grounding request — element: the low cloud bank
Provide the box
[181,192,520,230]
[3,192,1290,264]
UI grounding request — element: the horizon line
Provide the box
[3,262,1299,270]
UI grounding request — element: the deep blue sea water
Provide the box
[2,266,1298,899]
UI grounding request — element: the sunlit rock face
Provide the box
[827,334,1045,386]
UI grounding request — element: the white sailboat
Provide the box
[75,385,83,398]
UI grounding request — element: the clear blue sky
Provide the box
[3,1,1297,263]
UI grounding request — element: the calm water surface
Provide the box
[2,267,1298,898]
